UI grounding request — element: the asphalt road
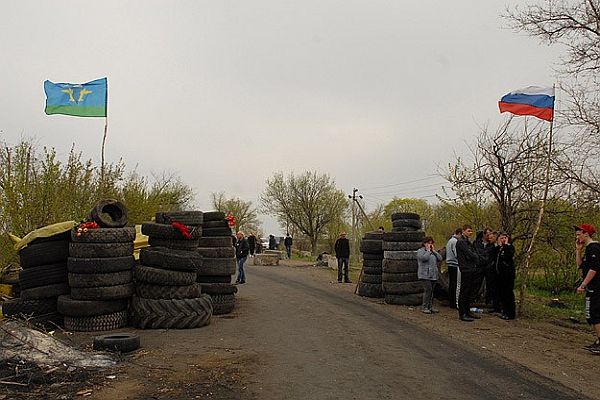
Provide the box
[236,264,589,400]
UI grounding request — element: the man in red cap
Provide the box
[575,223,600,354]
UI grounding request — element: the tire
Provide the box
[202,227,233,237]
[200,284,238,295]
[136,282,202,299]
[384,251,417,260]
[71,227,136,243]
[383,231,425,242]
[384,293,423,306]
[30,230,71,245]
[19,263,67,290]
[64,310,128,332]
[135,265,196,286]
[357,282,384,298]
[211,294,235,315]
[390,212,420,221]
[68,270,133,288]
[21,283,70,300]
[202,220,229,228]
[90,199,128,228]
[362,253,384,260]
[57,295,128,317]
[197,258,236,276]
[392,219,422,229]
[129,295,212,329]
[391,226,421,232]
[362,259,383,268]
[382,241,421,251]
[382,272,419,283]
[359,240,382,253]
[148,238,199,250]
[19,241,69,269]
[93,333,140,353]
[198,237,233,248]
[155,211,204,226]
[363,232,384,240]
[28,312,64,329]
[67,256,135,274]
[197,247,235,258]
[362,266,382,275]
[203,211,225,221]
[141,222,202,240]
[139,247,201,272]
[70,283,134,300]
[69,242,134,258]
[382,259,418,273]
[1,298,57,317]
[196,275,231,284]
[382,281,423,295]
[361,273,382,284]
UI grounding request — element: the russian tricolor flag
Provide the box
[498,86,555,122]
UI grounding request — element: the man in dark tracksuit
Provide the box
[455,225,482,322]
[334,232,351,283]
[575,224,600,354]
[484,231,501,312]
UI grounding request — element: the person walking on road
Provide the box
[334,232,351,283]
[247,232,256,257]
[235,231,250,284]
[456,225,482,322]
[496,232,515,320]
[574,224,600,354]
[417,236,443,314]
[445,228,462,309]
[284,233,293,259]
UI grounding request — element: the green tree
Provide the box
[261,171,348,255]
[210,192,260,233]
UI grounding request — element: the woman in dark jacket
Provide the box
[496,232,516,320]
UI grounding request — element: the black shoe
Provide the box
[337,279,342,283]
[344,280,352,284]
[239,281,246,284]
[468,312,481,320]
[460,314,475,322]
[584,340,600,350]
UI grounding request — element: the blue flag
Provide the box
[44,78,107,117]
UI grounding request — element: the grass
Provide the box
[519,286,586,322]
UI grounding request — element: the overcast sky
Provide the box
[0,1,560,234]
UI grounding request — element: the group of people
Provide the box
[417,225,516,322]
[243,233,294,258]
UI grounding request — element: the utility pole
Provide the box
[348,188,359,265]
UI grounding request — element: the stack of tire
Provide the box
[145,211,203,251]
[357,231,384,298]
[130,246,212,329]
[197,211,237,315]
[382,213,426,306]
[4,231,71,327]
[61,225,136,331]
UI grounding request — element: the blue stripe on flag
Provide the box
[499,93,554,110]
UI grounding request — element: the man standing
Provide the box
[247,232,256,257]
[284,233,293,259]
[484,230,501,313]
[268,234,277,250]
[455,225,481,322]
[445,228,462,309]
[334,232,351,283]
[575,224,600,353]
[235,231,250,284]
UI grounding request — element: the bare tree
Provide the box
[261,171,348,255]
[210,192,260,233]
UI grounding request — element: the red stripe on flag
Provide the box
[498,102,553,122]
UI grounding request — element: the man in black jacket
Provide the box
[284,233,293,259]
[455,224,481,322]
[334,232,351,283]
[575,224,600,353]
[235,231,250,284]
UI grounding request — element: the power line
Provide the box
[361,175,440,191]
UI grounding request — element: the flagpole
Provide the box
[100,78,108,189]
[101,116,108,185]
[518,84,555,315]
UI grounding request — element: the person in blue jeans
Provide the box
[235,231,250,284]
